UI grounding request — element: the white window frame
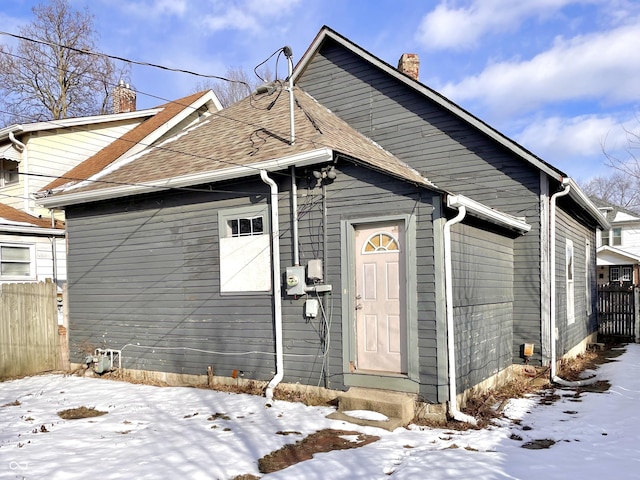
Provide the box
[612,227,622,246]
[585,240,591,315]
[0,243,36,280]
[218,205,271,293]
[566,239,575,325]
[610,266,620,282]
[0,158,20,188]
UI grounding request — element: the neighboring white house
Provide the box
[593,198,640,285]
[0,85,222,289]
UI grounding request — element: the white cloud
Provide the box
[415,0,584,50]
[121,0,188,18]
[512,113,639,178]
[438,22,640,116]
[203,0,301,34]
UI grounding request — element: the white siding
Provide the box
[0,234,66,288]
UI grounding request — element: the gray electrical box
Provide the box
[285,266,306,296]
[307,259,323,282]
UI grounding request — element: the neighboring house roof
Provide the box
[590,196,640,224]
[38,86,438,207]
[597,245,640,265]
[0,109,162,143]
[0,203,64,235]
[292,25,608,230]
[41,90,221,193]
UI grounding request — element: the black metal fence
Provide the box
[597,285,637,339]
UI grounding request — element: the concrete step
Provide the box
[327,387,416,431]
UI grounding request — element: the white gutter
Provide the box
[37,148,333,208]
[443,204,478,425]
[549,179,597,387]
[447,194,531,234]
[261,170,284,405]
[0,225,64,236]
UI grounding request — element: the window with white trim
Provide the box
[602,227,622,246]
[218,205,271,293]
[610,265,632,282]
[0,244,34,278]
[566,239,575,325]
[0,159,19,188]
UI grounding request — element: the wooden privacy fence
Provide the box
[0,281,62,378]
[597,284,640,340]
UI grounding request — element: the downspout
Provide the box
[443,203,478,425]
[50,210,58,287]
[8,132,28,213]
[291,165,299,266]
[549,179,597,387]
[261,170,284,405]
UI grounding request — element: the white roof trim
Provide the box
[0,108,163,141]
[38,148,334,208]
[0,224,64,236]
[447,194,531,234]
[596,245,640,263]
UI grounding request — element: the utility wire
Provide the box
[0,30,249,87]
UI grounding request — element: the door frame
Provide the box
[340,214,419,392]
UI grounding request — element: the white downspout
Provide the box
[291,165,299,266]
[443,204,477,425]
[261,170,284,405]
[550,179,597,387]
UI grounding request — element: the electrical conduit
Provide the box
[261,170,284,405]
[549,179,597,387]
[443,204,478,425]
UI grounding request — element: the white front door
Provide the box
[354,223,407,374]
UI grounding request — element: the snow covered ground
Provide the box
[1,345,639,480]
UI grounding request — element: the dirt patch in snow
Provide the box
[256,429,380,474]
[57,406,107,420]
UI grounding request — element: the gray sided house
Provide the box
[38,27,607,419]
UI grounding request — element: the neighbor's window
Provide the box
[218,205,271,293]
[0,159,19,188]
[0,244,34,278]
[602,227,622,246]
[610,267,620,282]
[612,228,622,246]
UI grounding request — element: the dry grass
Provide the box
[57,406,107,420]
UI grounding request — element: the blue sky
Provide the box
[2,0,640,183]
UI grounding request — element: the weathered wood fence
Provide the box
[0,281,63,378]
[597,285,640,341]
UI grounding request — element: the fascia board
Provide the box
[566,178,610,230]
[0,109,163,142]
[0,225,65,236]
[38,148,333,208]
[447,194,531,234]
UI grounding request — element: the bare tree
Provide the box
[581,171,640,213]
[0,0,128,125]
[193,66,273,108]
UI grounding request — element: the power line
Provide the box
[0,30,250,87]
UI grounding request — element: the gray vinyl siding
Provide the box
[65,164,443,397]
[297,40,543,365]
[451,223,514,393]
[65,184,278,380]
[554,203,598,356]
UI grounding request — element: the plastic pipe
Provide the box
[261,170,284,405]
[549,179,598,387]
[443,203,478,425]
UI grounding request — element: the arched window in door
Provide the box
[362,232,400,254]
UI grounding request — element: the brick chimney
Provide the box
[112,80,136,113]
[397,53,419,81]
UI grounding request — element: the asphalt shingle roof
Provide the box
[53,86,435,197]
